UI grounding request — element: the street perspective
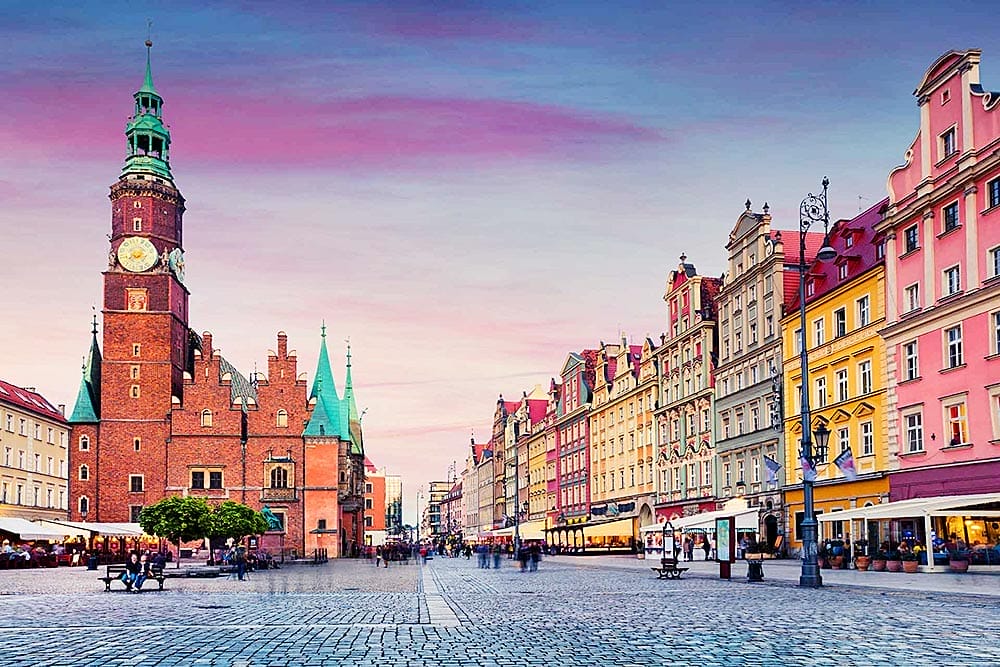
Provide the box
[2,3,1000,666]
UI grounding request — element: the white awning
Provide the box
[518,520,546,541]
[818,492,1000,523]
[0,518,67,540]
[641,507,759,534]
[37,520,146,537]
[33,520,91,539]
[582,517,635,538]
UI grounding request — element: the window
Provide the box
[858,360,872,395]
[270,467,289,488]
[724,462,731,487]
[904,411,924,453]
[46,427,54,444]
[130,385,140,398]
[130,506,143,522]
[79,465,89,481]
[133,217,142,232]
[703,460,711,486]
[815,377,827,408]
[989,177,1000,209]
[857,296,870,327]
[209,471,223,489]
[79,435,90,451]
[943,202,960,232]
[129,475,143,492]
[364,516,373,527]
[766,315,774,338]
[945,326,964,368]
[813,318,825,346]
[904,225,919,253]
[18,418,26,436]
[945,401,969,445]
[904,341,919,380]
[941,127,957,159]
[131,365,140,380]
[201,409,212,427]
[191,471,205,489]
[132,343,141,357]
[845,234,854,248]
[365,497,373,510]
[834,309,847,337]
[904,284,920,312]
[944,265,961,296]
[990,247,1000,279]
[807,280,816,297]
[838,263,848,280]
[876,241,885,260]
[688,463,697,488]
[751,457,760,483]
[836,369,849,402]
[861,421,874,456]
[737,459,745,484]
[994,312,1000,356]
[33,423,41,440]
[79,496,89,516]
[751,405,760,431]
[838,427,850,453]
[794,328,803,354]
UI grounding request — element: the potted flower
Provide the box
[900,550,919,573]
[817,543,828,569]
[855,553,871,571]
[948,549,970,573]
[885,550,903,572]
[828,539,846,569]
[871,550,887,572]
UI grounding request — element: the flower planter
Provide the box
[902,560,919,573]
[829,555,844,569]
[886,559,902,572]
[949,559,969,573]
[855,556,871,571]
[871,559,887,571]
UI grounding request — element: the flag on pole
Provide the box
[801,455,817,482]
[834,447,858,481]
[764,456,781,485]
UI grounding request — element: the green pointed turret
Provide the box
[304,324,345,438]
[342,342,363,454]
[69,316,102,423]
[122,39,173,181]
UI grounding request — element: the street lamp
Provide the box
[797,177,837,588]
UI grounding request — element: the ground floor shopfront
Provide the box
[783,475,889,554]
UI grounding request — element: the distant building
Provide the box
[0,380,70,524]
[385,473,402,538]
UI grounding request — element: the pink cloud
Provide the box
[1,79,663,170]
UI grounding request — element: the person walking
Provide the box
[683,536,693,562]
[375,545,383,567]
[702,537,712,561]
[529,543,541,572]
[492,544,502,569]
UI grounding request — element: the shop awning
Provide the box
[33,520,91,539]
[0,518,67,540]
[817,492,1000,523]
[39,520,146,537]
[641,507,759,534]
[582,517,635,538]
[518,520,546,541]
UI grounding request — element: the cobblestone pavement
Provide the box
[3,556,999,666]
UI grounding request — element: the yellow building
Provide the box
[780,201,891,550]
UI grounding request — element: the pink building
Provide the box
[879,49,1000,500]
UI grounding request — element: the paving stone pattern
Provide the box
[2,556,998,665]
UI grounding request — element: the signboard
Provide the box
[716,516,735,579]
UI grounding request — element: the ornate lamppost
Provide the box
[798,178,837,588]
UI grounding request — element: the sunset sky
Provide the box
[2,1,998,521]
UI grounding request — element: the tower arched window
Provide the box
[276,410,288,428]
[78,496,89,517]
[270,467,289,489]
[79,435,90,451]
[201,410,212,427]
[79,465,89,481]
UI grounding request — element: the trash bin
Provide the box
[747,559,764,582]
[87,555,99,571]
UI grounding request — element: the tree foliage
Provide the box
[209,501,268,542]
[138,496,213,565]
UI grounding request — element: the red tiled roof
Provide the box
[785,199,888,313]
[778,230,826,316]
[364,456,378,473]
[527,398,548,423]
[472,443,490,464]
[0,379,65,422]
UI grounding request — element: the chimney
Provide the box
[58,404,66,416]
[202,332,213,360]
[277,331,288,358]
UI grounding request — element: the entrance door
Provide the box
[764,514,779,550]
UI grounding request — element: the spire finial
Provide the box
[345,337,351,366]
[745,198,752,211]
[141,20,156,94]
[91,306,98,335]
[321,320,326,338]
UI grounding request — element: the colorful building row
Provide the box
[436,49,1000,557]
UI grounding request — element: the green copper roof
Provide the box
[69,319,102,423]
[122,39,172,181]
[304,324,346,439]
[342,344,363,454]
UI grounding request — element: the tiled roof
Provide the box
[777,230,826,316]
[0,379,65,422]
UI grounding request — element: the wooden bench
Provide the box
[99,564,167,592]
[651,557,689,579]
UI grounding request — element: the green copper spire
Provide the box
[304,324,345,438]
[69,313,102,423]
[342,341,363,454]
[122,37,173,181]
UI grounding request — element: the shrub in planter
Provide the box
[949,549,970,573]
[900,551,919,573]
[855,555,871,571]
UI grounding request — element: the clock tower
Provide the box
[98,39,189,520]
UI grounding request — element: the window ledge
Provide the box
[984,274,1000,288]
[937,224,963,239]
[981,202,1000,216]
[898,450,927,458]
[938,291,964,305]
[901,307,923,320]
[899,248,921,260]
[940,442,973,451]
[939,363,967,374]
[985,353,1000,362]
[898,375,922,386]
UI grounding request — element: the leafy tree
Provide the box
[138,496,213,567]
[208,501,268,543]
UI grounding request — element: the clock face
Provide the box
[168,248,186,284]
[117,236,158,273]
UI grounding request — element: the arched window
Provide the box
[79,435,90,451]
[201,409,213,427]
[78,496,89,516]
[270,467,289,489]
[276,409,288,428]
[79,465,89,481]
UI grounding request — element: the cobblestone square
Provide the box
[2,556,998,666]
